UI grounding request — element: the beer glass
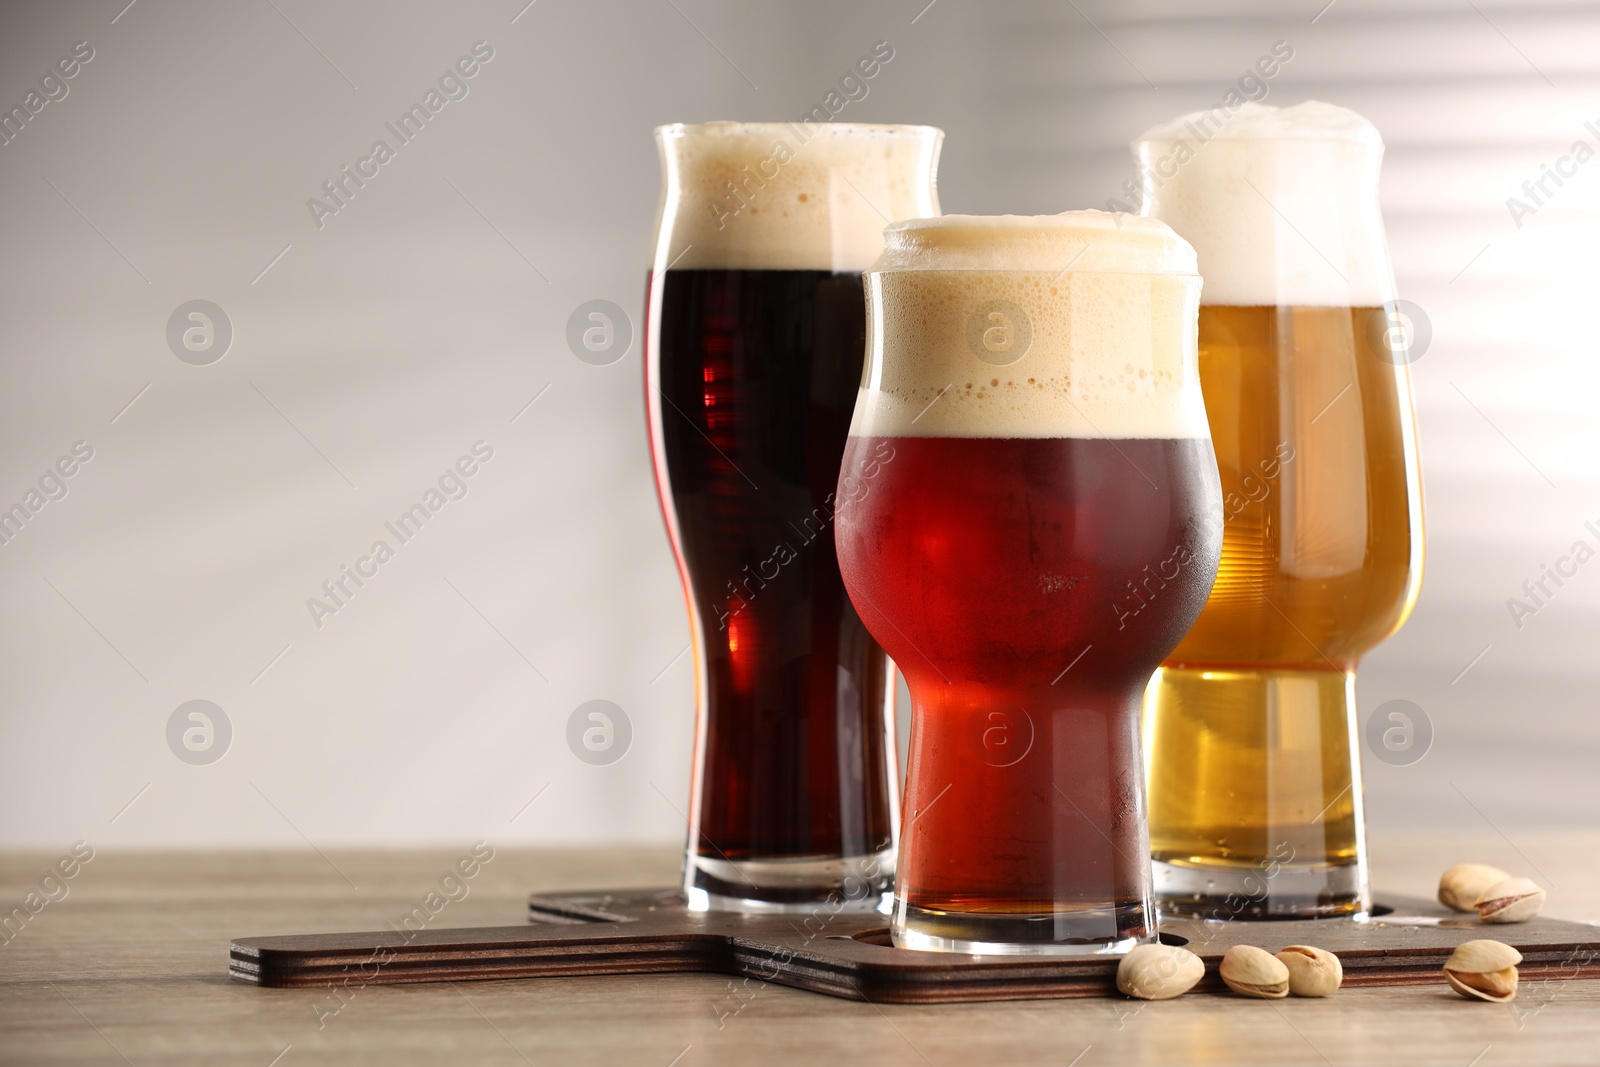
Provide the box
[835,213,1223,953]
[1135,102,1424,918]
[647,122,942,912]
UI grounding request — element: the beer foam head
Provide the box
[1134,101,1395,307]
[653,122,942,273]
[851,212,1209,440]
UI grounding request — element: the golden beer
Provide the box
[1135,103,1424,917]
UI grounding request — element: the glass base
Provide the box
[891,899,1154,956]
[684,850,894,914]
[1144,665,1371,921]
[1153,858,1369,920]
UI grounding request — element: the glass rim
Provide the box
[655,120,942,140]
[1133,132,1382,146]
[866,266,1202,280]
[871,213,1201,280]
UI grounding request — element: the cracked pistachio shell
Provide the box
[1444,939,1522,1002]
[1276,945,1342,997]
[1219,945,1289,999]
[1115,943,1205,1000]
[1475,877,1546,924]
[1438,863,1512,912]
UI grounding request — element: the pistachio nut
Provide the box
[1219,944,1289,999]
[1115,943,1205,1000]
[1275,945,1342,997]
[1475,877,1546,924]
[1444,939,1522,1002]
[1438,863,1512,912]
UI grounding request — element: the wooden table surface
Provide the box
[3,835,1598,1066]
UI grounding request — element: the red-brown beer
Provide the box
[837,434,1219,948]
[834,212,1220,952]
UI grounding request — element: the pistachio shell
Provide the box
[1475,877,1546,924]
[1116,943,1205,1000]
[1219,945,1289,999]
[1446,938,1523,972]
[1276,945,1342,997]
[1438,863,1512,912]
[1445,967,1519,1002]
[1444,939,1522,1002]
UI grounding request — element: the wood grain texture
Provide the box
[3,835,1599,1065]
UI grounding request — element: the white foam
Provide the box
[849,212,1210,440]
[1138,99,1382,145]
[653,122,942,273]
[1133,101,1396,307]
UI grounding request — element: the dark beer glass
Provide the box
[835,214,1222,952]
[646,122,942,912]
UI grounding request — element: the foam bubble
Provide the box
[850,212,1209,441]
[1133,101,1395,307]
[653,122,942,273]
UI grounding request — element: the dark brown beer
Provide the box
[647,267,893,903]
[646,122,943,911]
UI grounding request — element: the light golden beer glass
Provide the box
[1135,102,1424,918]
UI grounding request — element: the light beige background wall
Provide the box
[1,0,1596,851]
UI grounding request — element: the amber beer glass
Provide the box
[646,123,941,911]
[1135,102,1425,918]
[835,214,1223,953]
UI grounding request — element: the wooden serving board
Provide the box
[229,889,1600,1004]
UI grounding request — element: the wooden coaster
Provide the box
[229,889,1600,1003]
